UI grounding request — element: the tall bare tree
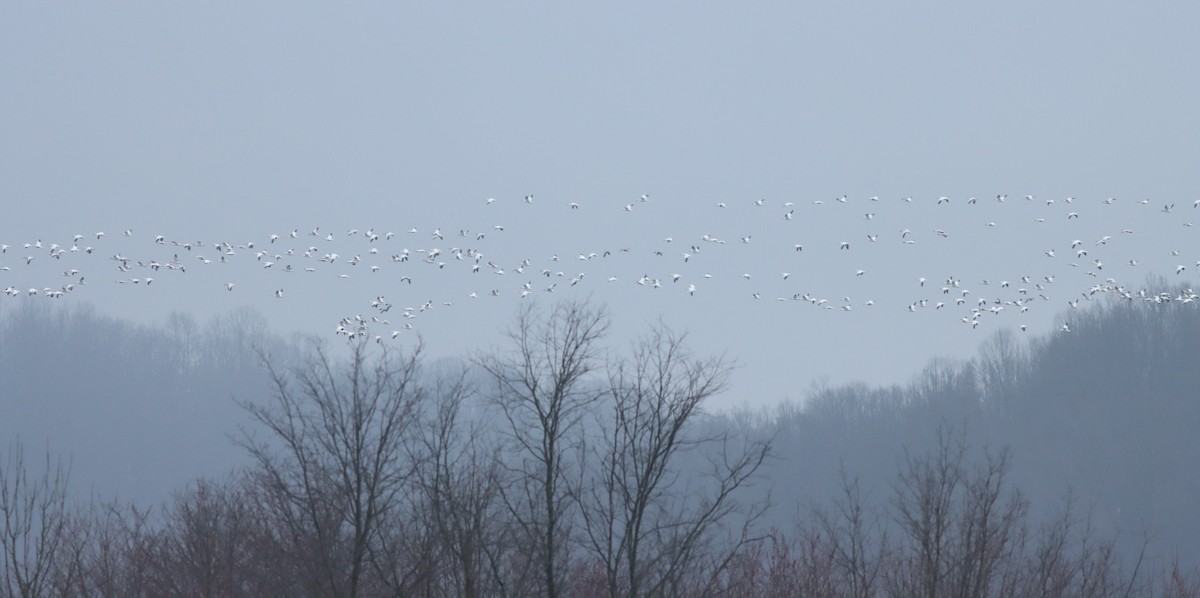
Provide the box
[580,324,770,597]
[402,364,506,598]
[476,300,610,598]
[74,500,153,598]
[886,426,1027,598]
[0,442,70,598]
[145,477,258,598]
[805,470,888,598]
[238,337,425,598]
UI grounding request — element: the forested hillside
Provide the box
[761,286,1200,567]
[0,302,290,501]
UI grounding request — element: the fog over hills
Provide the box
[2,290,1197,580]
[753,285,1200,566]
[5,1,1200,593]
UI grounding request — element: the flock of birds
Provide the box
[2,193,1199,345]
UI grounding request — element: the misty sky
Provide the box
[3,2,1200,411]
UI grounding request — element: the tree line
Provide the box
[2,300,770,597]
[2,295,1200,596]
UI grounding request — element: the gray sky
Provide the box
[3,2,1200,411]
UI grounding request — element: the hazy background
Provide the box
[2,2,1199,516]
[4,2,1199,410]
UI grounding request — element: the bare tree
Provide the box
[976,328,1029,406]
[237,337,425,598]
[886,426,967,598]
[0,442,71,598]
[885,426,1026,598]
[476,300,610,598]
[401,364,507,598]
[580,324,770,597]
[1158,559,1200,598]
[76,500,153,598]
[807,470,887,598]
[145,477,258,598]
[951,450,1026,598]
[1003,493,1150,598]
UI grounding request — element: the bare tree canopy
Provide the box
[581,323,770,598]
[475,299,611,598]
[0,443,70,598]
[237,337,427,598]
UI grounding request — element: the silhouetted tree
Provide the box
[0,442,70,598]
[146,477,258,598]
[238,337,426,598]
[580,324,770,597]
[885,427,1026,598]
[476,300,610,598]
[402,364,506,598]
[806,470,887,598]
